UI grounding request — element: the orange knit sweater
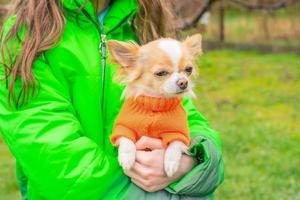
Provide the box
[110,96,190,147]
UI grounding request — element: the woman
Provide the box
[0,0,224,199]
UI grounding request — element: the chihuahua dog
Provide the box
[107,34,202,177]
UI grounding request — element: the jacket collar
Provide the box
[62,0,95,15]
[103,0,137,33]
[62,0,138,34]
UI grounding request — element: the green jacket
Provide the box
[0,0,224,199]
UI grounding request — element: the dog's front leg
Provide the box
[164,141,187,177]
[117,137,136,170]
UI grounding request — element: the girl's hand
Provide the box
[124,136,196,192]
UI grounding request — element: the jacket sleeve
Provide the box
[166,97,224,197]
[0,57,119,200]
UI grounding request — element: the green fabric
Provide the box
[0,0,224,199]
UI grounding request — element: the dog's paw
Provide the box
[164,156,180,177]
[119,150,135,170]
[118,137,136,170]
[164,141,186,177]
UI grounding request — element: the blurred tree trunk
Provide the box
[261,11,270,40]
[219,0,225,42]
[169,0,215,30]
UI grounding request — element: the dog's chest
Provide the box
[120,101,188,139]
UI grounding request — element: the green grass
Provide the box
[0,138,21,200]
[0,49,300,199]
[194,50,300,199]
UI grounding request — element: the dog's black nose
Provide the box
[176,79,188,90]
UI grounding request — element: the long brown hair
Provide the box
[0,0,174,108]
[134,0,175,44]
[0,0,66,108]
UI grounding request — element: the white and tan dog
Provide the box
[108,34,202,177]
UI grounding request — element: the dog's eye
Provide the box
[185,66,193,74]
[155,71,169,77]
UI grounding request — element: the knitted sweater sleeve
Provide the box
[110,103,137,145]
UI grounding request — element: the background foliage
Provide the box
[0,0,299,200]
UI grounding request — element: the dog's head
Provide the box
[107,34,202,98]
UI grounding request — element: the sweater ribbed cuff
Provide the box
[110,124,137,146]
[160,132,190,148]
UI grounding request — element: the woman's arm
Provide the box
[0,57,119,200]
[165,97,224,196]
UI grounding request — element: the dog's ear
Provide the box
[107,40,142,83]
[183,34,203,58]
[107,40,140,67]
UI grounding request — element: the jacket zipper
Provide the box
[99,34,107,112]
[98,11,135,111]
[76,3,135,111]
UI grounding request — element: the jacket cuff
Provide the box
[165,136,224,197]
[186,136,206,164]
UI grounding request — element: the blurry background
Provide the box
[0,0,299,199]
